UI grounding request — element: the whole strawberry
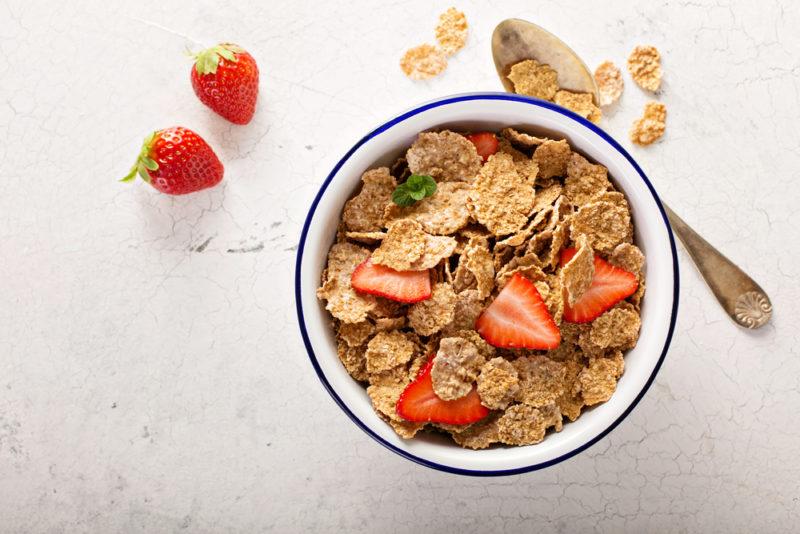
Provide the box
[190,43,259,124]
[121,127,224,195]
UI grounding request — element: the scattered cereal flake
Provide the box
[533,139,572,179]
[497,404,549,445]
[431,337,486,400]
[630,102,666,146]
[337,340,368,382]
[477,357,520,410]
[345,231,386,244]
[463,237,495,299]
[627,45,662,92]
[594,61,624,106]
[375,317,407,332]
[317,243,375,323]
[513,355,566,407]
[564,152,611,207]
[553,90,602,124]
[579,351,624,405]
[556,360,584,421]
[443,289,484,333]
[409,234,457,270]
[610,243,644,279]
[408,282,457,336]
[531,183,563,213]
[499,127,549,149]
[400,44,448,80]
[365,330,417,374]
[434,7,468,56]
[468,152,536,236]
[367,382,408,421]
[384,181,471,235]
[371,219,427,271]
[450,413,500,449]
[507,59,559,100]
[571,200,631,254]
[342,168,396,232]
[406,130,482,183]
[338,320,375,348]
[560,234,595,306]
[588,307,641,351]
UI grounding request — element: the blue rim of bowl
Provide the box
[295,93,679,477]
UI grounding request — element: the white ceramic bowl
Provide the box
[295,93,679,476]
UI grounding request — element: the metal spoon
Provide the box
[491,18,772,329]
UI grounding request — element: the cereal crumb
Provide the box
[400,44,448,80]
[630,102,666,146]
[561,234,595,306]
[627,45,662,92]
[365,330,417,374]
[533,139,572,179]
[342,168,396,232]
[434,8,468,56]
[431,337,485,400]
[570,200,631,254]
[468,152,536,236]
[594,61,624,106]
[507,60,559,101]
[564,152,611,207]
[579,352,625,405]
[406,130,482,183]
[408,282,457,336]
[513,355,566,407]
[553,90,602,124]
[317,243,375,323]
[477,357,520,410]
[384,181,472,235]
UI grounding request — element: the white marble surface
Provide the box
[1,0,798,531]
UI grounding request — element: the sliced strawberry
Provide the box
[475,273,561,349]
[465,132,499,162]
[351,258,431,303]
[561,248,639,323]
[396,356,489,425]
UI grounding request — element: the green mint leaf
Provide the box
[391,175,437,207]
[392,186,415,207]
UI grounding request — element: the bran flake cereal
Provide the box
[553,90,602,124]
[627,45,662,92]
[594,61,624,106]
[406,130,482,183]
[468,152,536,236]
[507,59,559,101]
[318,126,647,448]
[343,168,396,232]
[431,337,486,400]
[400,44,448,80]
[384,181,471,235]
[477,357,520,410]
[630,102,667,146]
[434,8,468,56]
[371,220,427,271]
[408,283,457,336]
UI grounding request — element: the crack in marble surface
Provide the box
[0,0,798,531]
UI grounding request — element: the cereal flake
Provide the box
[588,307,641,351]
[630,102,666,146]
[500,127,549,150]
[410,234,457,270]
[571,200,631,254]
[365,330,417,374]
[431,337,486,400]
[345,231,386,244]
[477,357,520,410]
[406,130,482,183]
[513,355,566,407]
[497,403,555,446]
[553,90,602,124]
[342,168,396,232]
[337,340,368,382]
[564,152,611,207]
[371,219,427,271]
[400,44,448,80]
[463,237,495,298]
[384,181,471,235]
[434,7,468,56]
[442,289,484,333]
[610,243,645,279]
[579,351,625,405]
[338,320,375,348]
[317,243,375,323]
[627,45,662,92]
[533,140,571,179]
[450,414,500,449]
[560,234,595,306]
[594,61,624,106]
[507,60,559,101]
[408,282,457,336]
[468,152,536,236]
[556,360,585,421]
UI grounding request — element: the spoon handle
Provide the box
[662,203,772,328]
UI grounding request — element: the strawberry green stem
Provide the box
[120,131,158,183]
[189,43,242,75]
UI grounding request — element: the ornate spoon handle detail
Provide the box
[663,204,772,329]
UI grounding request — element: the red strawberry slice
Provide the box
[465,132,499,162]
[475,273,561,349]
[396,356,489,425]
[561,248,639,323]
[351,258,431,303]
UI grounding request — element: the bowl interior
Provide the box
[296,94,677,475]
